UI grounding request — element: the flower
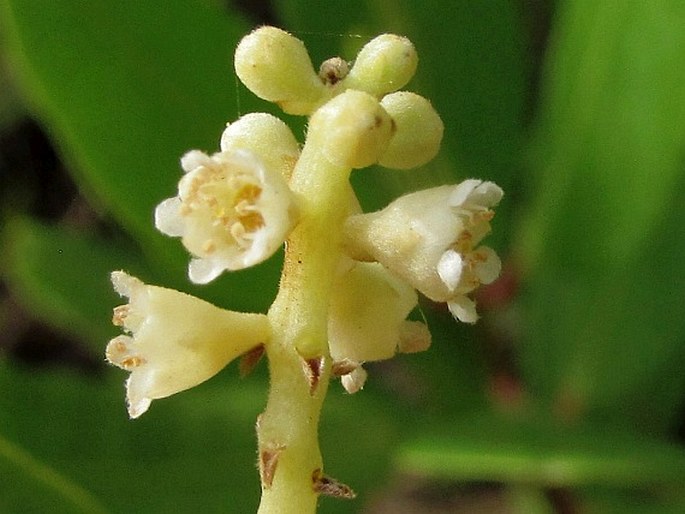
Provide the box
[105,271,271,418]
[155,148,298,284]
[328,261,430,392]
[342,179,503,323]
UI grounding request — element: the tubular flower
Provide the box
[328,261,430,392]
[106,271,271,418]
[343,179,503,323]
[155,148,298,283]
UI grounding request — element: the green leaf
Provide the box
[579,486,685,514]
[396,411,685,490]
[0,359,265,513]
[0,1,244,242]
[1,217,147,345]
[519,0,685,431]
[0,431,109,514]
[0,358,409,513]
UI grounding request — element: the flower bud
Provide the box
[345,34,418,97]
[234,26,325,115]
[309,90,394,169]
[106,272,270,418]
[328,261,427,363]
[379,92,443,169]
[220,113,300,180]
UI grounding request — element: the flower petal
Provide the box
[180,149,211,173]
[154,197,185,237]
[341,366,368,394]
[188,258,224,284]
[437,249,464,292]
[447,296,479,324]
[473,246,501,285]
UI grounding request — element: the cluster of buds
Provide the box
[107,26,502,420]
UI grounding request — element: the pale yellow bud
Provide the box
[234,26,325,115]
[379,92,443,169]
[328,261,422,363]
[309,90,394,169]
[345,34,418,97]
[220,113,300,180]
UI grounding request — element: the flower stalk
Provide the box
[256,130,353,513]
[105,25,503,513]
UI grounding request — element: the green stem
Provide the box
[257,135,352,514]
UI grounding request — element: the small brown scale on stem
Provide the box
[302,356,326,395]
[311,469,356,499]
[259,444,286,488]
[239,344,265,377]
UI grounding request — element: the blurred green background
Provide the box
[1,1,684,512]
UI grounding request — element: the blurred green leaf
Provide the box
[519,0,685,431]
[0,0,280,312]
[1,217,145,345]
[0,431,109,514]
[0,358,409,513]
[579,486,685,514]
[396,411,685,490]
[0,360,265,513]
[507,486,555,514]
[0,1,243,242]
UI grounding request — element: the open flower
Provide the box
[328,260,430,392]
[343,179,503,323]
[155,149,298,284]
[105,271,271,418]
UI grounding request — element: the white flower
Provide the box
[105,271,271,418]
[155,149,298,284]
[328,261,430,392]
[343,179,503,323]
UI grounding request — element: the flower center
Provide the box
[187,166,266,250]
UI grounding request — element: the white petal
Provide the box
[437,249,464,291]
[473,246,501,285]
[111,271,142,297]
[448,296,479,323]
[127,398,151,419]
[188,258,224,284]
[105,335,134,368]
[449,179,481,207]
[449,179,503,209]
[341,366,368,394]
[180,150,210,173]
[154,197,186,237]
[471,181,504,208]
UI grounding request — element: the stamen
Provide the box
[120,356,146,369]
[112,305,130,326]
